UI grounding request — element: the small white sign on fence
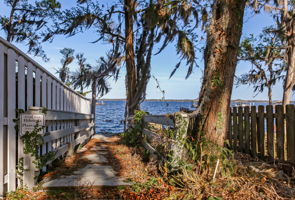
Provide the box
[20,113,45,136]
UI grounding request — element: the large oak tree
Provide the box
[194,0,247,146]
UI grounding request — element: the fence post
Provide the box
[251,106,257,157]
[7,49,17,192]
[275,105,285,160]
[257,106,265,157]
[286,104,295,162]
[0,42,5,197]
[228,108,233,147]
[244,106,250,154]
[232,107,238,150]
[238,107,244,152]
[266,105,274,159]
[22,107,44,189]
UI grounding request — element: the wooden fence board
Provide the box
[275,105,285,160]
[244,106,250,154]
[251,106,257,157]
[45,111,93,121]
[0,43,5,196]
[27,63,34,109]
[286,104,295,162]
[257,106,265,157]
[52,80,56,110]
[7,49,17,191]
[228,109,233,147]
[17,56,26,178]
[47,77,52,110]
[238,107,244,152]
[266,105,274,159]
[232,107,238,150]
[41,73,46,107]
[35,69,41,107]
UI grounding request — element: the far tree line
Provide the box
[1,0,295,148]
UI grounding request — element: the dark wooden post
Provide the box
[266,105,274,159]
[244,106,250,154]
[238,106,244,151]
[233,107,238,151]
[251,106,257,157]
[286,104,295,162]
[275,105,285,160]
[257,106,265,157]
[228,108,233,147]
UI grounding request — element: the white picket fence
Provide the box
[0,37,94,196]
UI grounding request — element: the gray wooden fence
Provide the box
[0,37,94,196]
[228,105,295,163]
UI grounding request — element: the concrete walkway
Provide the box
[42,135,131,188]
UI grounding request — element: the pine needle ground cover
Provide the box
[5,136,295,200]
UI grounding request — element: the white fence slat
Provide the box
[35,68,41,107]
[47,77,52,110]
[60,86,64,111]
[41,73,47,107]
[52,80,56,110]
[0,43,5,196]
[7,48,17,191]
[17,57,26,110]
[57,84,60,111]
[17,56,26,168]
[27,63,34,108]
[67,90,70,111]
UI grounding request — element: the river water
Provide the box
[95,100,193,134]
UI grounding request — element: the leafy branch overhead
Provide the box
[0,0,61,61]
[43,0,205,117]
[238,28,285,104]
[57,48,75,83]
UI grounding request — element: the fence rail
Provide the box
[228,105,295,163]
[0,37,94,196]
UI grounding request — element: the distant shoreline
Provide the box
[99,99,293,103]
[100,99,194,102]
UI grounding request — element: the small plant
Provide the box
[6,188,29,200]
[21,122,55,169]
[14,108,55,176]
[16,158,24,187]
[121,110,147,147]
[131,176,159,193]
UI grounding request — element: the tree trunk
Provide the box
[282,5,295,106]
[124,0,138,117]
[195,0,246,146]
[268,85,272,105]
[283,45,295,106]
[91,78,97,135]
[91,79,97,116]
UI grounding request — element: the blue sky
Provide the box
[0,1,291,100]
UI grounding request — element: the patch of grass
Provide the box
[131,176,159,193]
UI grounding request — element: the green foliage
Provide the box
[41,107,48,114]
[14,108,55,172]
[0,0,61,61]
[57,48,75,83]
[21,122,55,169]
[131,177,159,193]
[6,189,26,200]
[238,28,285,101]
[16,158,24,186]
[13,109,25,132]
[121,110,147,147]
